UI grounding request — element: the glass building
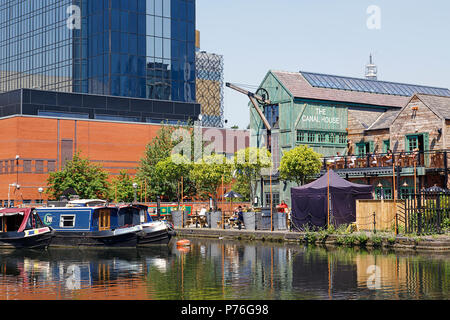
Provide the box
[0,0,196,103]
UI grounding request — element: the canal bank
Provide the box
[174,228,450,252]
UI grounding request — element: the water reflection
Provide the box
[0,240,448,300]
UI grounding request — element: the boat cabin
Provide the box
[0,208,46,233]
[37,205,150,232]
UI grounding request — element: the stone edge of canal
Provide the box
[174,228,450,253]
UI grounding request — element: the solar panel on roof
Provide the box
[301,71,450,97]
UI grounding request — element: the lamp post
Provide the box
[132,182,138,203]
[38,187,44,205]
[15,155,19,187]
[7,183,17,208]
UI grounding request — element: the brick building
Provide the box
[0,90,249,206]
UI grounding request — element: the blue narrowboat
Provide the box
[67,200,175,246]
[37,206,144,248]
[130,204,175,246]
[0,208,54,249]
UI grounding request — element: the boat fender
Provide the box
[176,239,191,247]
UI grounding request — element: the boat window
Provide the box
[2,215,22,232]
[60,215,76,228]
[33,212,45,228]
[98,209,111,231]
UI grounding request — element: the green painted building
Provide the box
[250,70,450,207]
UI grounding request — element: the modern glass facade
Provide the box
[0,0,196,103]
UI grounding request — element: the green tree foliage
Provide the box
[108,170,136,203]
[233,147,272,203]
[136,123,195,201]
[154,154,192,201]
[46,151,109,200]
[189,154,233,209]
[279,145,322,185]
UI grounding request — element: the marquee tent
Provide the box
[290,170,373,230]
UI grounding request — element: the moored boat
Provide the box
[117,204,175,246]
[37,206,144,248]
[0,208,54,249]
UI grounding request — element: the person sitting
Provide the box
[198,206,208,227]
[229,206,244,229]
[371,151,378,167]
[348,153,357,168]
[385,149,393,165]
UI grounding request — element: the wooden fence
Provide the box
[356,200,405,232]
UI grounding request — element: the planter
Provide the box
[207,211,222,229]
[243,212,257,230]
[171,210,188,228]
[256,208,287,231]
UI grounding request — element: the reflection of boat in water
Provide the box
[0,208,54,249]
[36,205,142,248]
[0,247,175,292]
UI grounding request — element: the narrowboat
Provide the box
[0,208,54,249]
[123,205,175,246]
[36,206,144,248]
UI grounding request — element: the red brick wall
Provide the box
[0,116,250,205]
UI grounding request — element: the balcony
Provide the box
[321,150,449,178]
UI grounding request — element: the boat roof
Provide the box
[67,199,107,207]
[0,208,34,232]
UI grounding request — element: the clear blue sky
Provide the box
[196,0,450,129]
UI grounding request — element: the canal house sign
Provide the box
[247,70,450,207]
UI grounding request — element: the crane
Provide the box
[225,82,272,132]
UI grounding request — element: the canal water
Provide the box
[0,238,448,300]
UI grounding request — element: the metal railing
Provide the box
[398,190,450,235]
[321,149,449,171]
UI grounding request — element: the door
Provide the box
[98,209,110,231]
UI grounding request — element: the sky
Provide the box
[196,0,450,129]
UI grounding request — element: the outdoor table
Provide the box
[356,158,366,168]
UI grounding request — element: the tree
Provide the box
[154,154,192,201]
[46,151,109,200]
[108,170,136,203]
[233,147,272,204]
[189,154,233,210]
[279,145,322,185]
[136,123,194,201]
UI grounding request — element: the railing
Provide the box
[399,190,450,234]
[321,149,449,171]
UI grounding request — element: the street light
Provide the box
[132,183,138,203]
[15,155,19,186]
[38,187,44,204]
[7,183,16,208]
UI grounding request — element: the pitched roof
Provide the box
[271,70,450,108]
[416,94,450,119]
[366,109,400,131]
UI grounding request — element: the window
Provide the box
[23,160,31,173]
[318,132,326,143]
[263,104,279,128]
[338,133,347,144]
[383,140,390,153]
[307,132,315,143]
[407,136,418,152]
[60,215,76,228]
[329,133,336,144]
[265,193,280,207]
[297,131,305,142]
